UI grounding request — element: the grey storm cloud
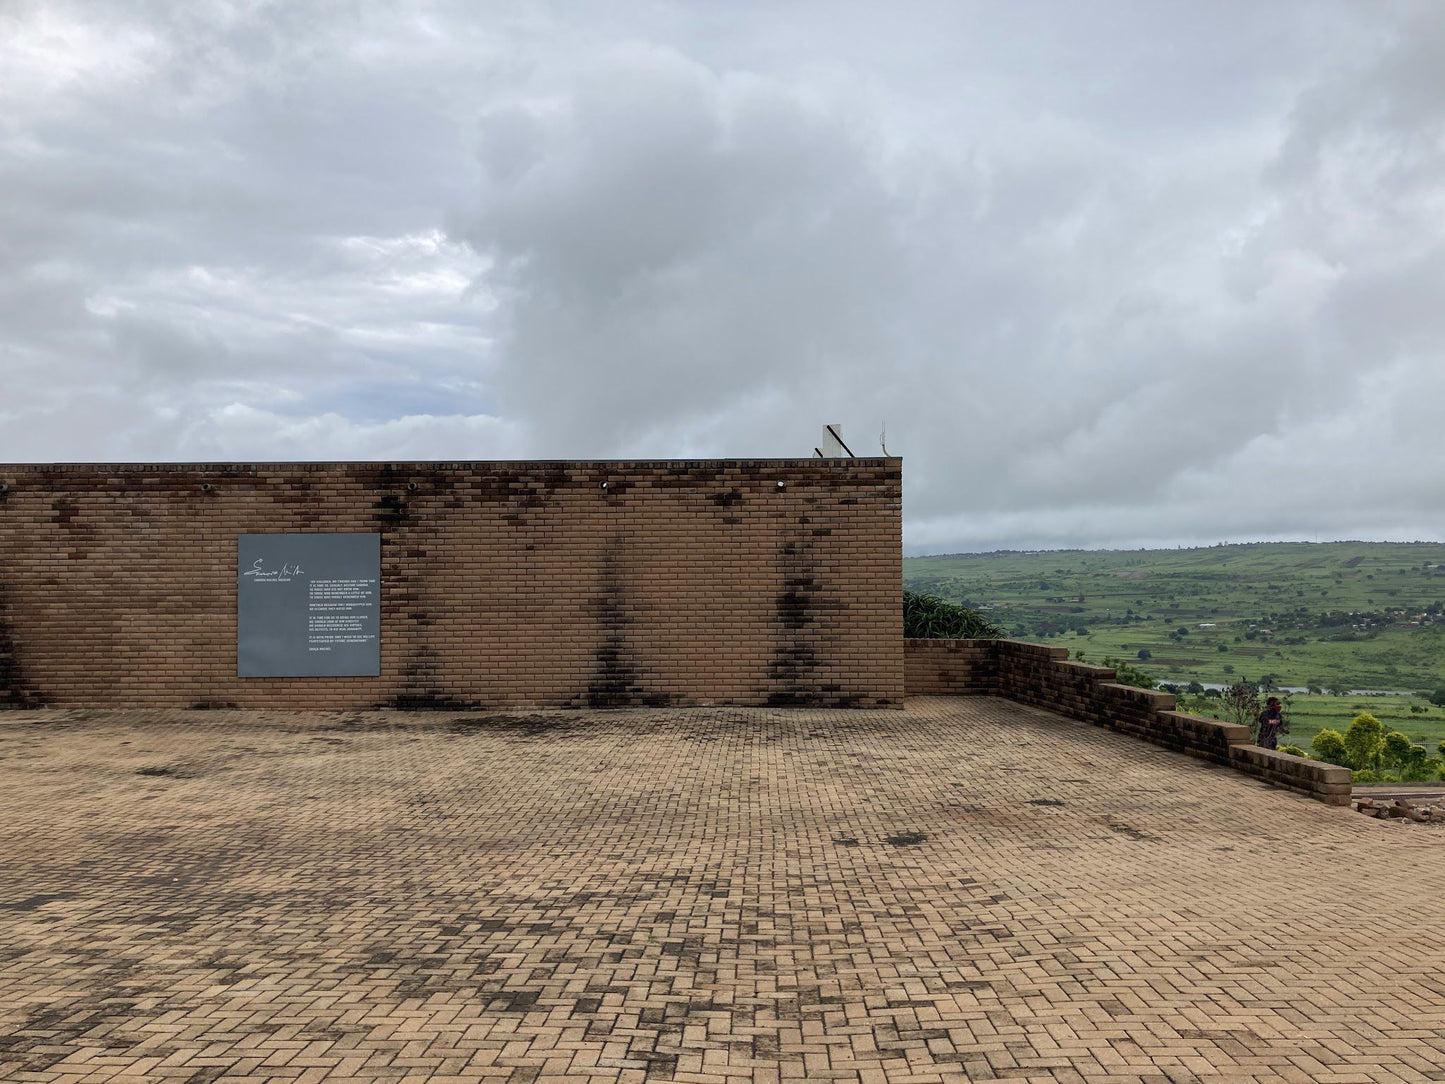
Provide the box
[2,0,1444,552]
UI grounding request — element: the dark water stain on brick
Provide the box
[318,715,395,732]
[768,533,825,703]
[1,891,76,912]
[390,692,486,711]
[372,493,409,526]
[449,714,572,737]
[588,540,645,707]
[1106,821,1157,842]
[0,584,42,708]
[777,577,815,630]
[136,764,202,779]
[886,830,929,846]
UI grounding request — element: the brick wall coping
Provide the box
[1,458,901,473]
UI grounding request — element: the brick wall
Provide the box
[902,637,996,695]
[0,460,903,709]
[905,638,1351,804]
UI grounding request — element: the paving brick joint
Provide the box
[2,697,1442,1083]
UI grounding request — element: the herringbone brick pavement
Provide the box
[1,697,1441,1083]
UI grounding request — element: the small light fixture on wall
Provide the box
[201,483,214,492]
[601,481,609,489]
[776,481,786,489]
[407,482,418,492]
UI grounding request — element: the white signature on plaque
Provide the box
[243,558,305,579]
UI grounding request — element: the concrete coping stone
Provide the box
[1229,744,1351,784]
[1057,660,1117,680]
[995,640,1070,660]
[1156,710,1251,742]
[1098,682,1176,710]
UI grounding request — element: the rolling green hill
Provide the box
[904,541,1445,694]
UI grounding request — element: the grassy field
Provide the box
[904,540,1445,695]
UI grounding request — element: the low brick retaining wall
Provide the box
[906,638,1351,804]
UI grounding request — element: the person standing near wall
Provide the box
[1256,696,1286,749]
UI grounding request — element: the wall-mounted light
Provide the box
[201,483,214,492]
[0,483,8,493]
[776,481,786,489]
[407,482,418,492]
[600,481,609,489]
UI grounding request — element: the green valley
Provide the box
[904,541,1445,695]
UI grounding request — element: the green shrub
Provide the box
[1343,713,1385,772]
[1311,729,1350,767]
[1278,744,1309,758]
[1383,730,1431,781]
[1100,656,1157,690]
[903,591,1005,639]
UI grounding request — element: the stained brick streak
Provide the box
[0,461,902,710]
[3,699,1442,1083]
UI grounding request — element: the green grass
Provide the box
[904,541,1445,694]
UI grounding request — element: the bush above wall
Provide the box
[903,591,1004,639]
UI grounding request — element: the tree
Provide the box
[1343,713,1385,773]
[1382,731,1411,773]
[1101,656,1158,690]
[1430,687,1445,707]
[1311,729,1350,766]
[1136,648,1152,660]
[1382,731,1431,781]
[1219,681,1261,732]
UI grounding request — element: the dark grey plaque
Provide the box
[238,533,381,677]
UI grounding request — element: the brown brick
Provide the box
[0,460,903,710]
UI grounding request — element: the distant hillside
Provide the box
[904,541,1445,692]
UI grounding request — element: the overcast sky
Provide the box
[3,1,1444,553]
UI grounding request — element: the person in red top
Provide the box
[1256,696,1286,749]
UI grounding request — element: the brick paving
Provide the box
[1,696,1442,1084]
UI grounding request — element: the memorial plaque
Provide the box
[237,533,381,677]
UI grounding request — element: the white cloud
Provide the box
[1,0,1443,550]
